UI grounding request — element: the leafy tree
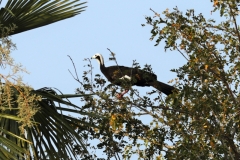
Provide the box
[143,0,240,159]
[74,1,240,159]
[0,0,97,159]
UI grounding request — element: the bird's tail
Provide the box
[149,81,175,95]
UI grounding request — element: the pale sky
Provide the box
[6,0,218,159]
[10,1,214,93]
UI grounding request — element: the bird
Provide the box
[91,53,175,98]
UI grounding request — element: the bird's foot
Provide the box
[115,90,129,99]
[116,93,124,99]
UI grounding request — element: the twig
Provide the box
[211,52,237,103]
[68,55,79,80]
[107,48,124,77]
[136,103,187,114]
[229,4,240,52]
[150,8,160,17]
[67,55,83,85]
[224,135,240,160]
[176,45,189,61]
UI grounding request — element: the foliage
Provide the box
[0,0,87,36]
[72,53,174,160]
[0,27,98,159]
[0,1,93,159]
[143,0,240,159]
[0,83,99,159]
[74,1,240,160]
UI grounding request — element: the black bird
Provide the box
[91,53,175,98]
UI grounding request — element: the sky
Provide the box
[9,1,215,92]
[3,0,218,158]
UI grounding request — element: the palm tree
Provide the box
[0,0,87,36]
[0,85,97,159]
[0,0,95,159]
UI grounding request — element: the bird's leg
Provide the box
[116,89,129,99]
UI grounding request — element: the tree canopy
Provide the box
[73,1,240,159]
[2,0,240,159]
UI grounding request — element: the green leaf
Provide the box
[0,0,87,36]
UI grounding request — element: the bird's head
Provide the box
[91,53,104,65]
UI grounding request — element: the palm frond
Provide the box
[0,0,87,36]
[0,85,99,159]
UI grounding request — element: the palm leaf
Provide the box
[0,0,87,36]
[0,85,99,159]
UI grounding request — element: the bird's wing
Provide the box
[106,66,157,86]
[106,66,133,80]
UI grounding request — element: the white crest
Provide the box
[91,53,104,65]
